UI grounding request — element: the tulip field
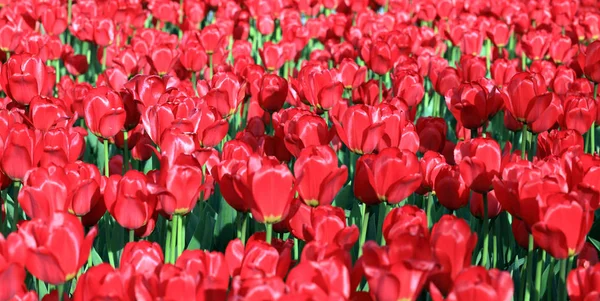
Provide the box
[2,0,600,300]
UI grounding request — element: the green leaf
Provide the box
[91,246,104,266]
[187,202,217,250]
[333,181,354,210]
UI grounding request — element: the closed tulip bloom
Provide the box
[0,54,53,105]
[446,82,491,130]
[336,58,367,90]
[18,166,69,220]
[455,137,502,193]
[531,193,593,259]
[392,70,425,107]
[431,267,514,301]
[537,129,584,159]
[552,66,576,95]
[103,170,158,230]
[584,41,600,83]
[429,215,478,295]
[382,205,429,243]
[505,72,548,122]
[561,95,597,135]
[147,44,179,76]
[281,114,331,158]
[416,117,447,153]
[214,158,251,213]
[286,256,351,300]
[72,263,133,301]
[369,41,393,76]
[354,148,422,205]
[433,165,470,210]
[259,74,288,113]
[523,92,563,134]
[487,22,511,48]
[260,42,286,72]
[83,87,126,139]
[38,125,87,168]
[469,190,502,219]
[294,145,348,207]
[521,30,551,61]
[491,59,519,87]
[296,63,344,110]
[457,55,487,82]
[240,155,295,224]
[225,234,293,279]
[332,104,385,154]
[120,241,164,277]
[155,152,205,216]
[19,213,97,285]
[1,124,38,181]
[203,72,246,118]
[568,264,600,301]
[175,250,229,300]
[435,67,460,97]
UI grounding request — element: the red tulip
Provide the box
[361,237,435,301]
[147,44,179,76]
[38,125,87,168]
[367,41,393,76]
[175,249,229,300]
[19,213,97,285]
[83,87,127,139]
[1,124,38,181]
[431,267,514,301]
[203,72,246,118]
[584,40,600,83]
[433,165,470,210]
[469,189,502,219]
[73,263,133,301]
[455,137,502,193]
[435,67,460,97]
[391,69,425,107]
[336,58,367,90]
[279,113,331,158]
[332,104,385,154]
[0,54,53,105]
[0,234,26,301]
[446,82,496,130]
[487,22,512,48]
[225,234,293,280]
[155,152,205,216]
[382,205,429,243]
[416,117,447,153]
[354,147,422,205]
[258,74,288,113]
[294,145,348,207]
[521,30,551,61]
[561,94,597,135]
[568,264,600,301]
[505,71,548,122]
[260,42,286,72]
[286,256,351,300]
[237,155,295,224]
[295,63,344,110]
[577,242,599,268]
[491,58,519,87]
[120,241,164,277]
[103,170,158,230]
[429,214,478,295]
[531,192,593,259]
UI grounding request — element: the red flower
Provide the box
[429,215,478,296]
[455,137,502,193]
[433,165,469,210]
[103,170,158,230]
[147,44,179,76]
[568,264,600,301]
[83,87,127,139]
[561,94,597,135]
[0,54,53,105]
[294,145,348,207]
[367,41,393,76]
[431,267,514,301]
[120,241,164,277]
[382,205,429,243]
[416,117,447,153]
[1,124,38,181]
[73,263,133,301]
[584,40,600,83]
[505,71,548,122]
[258,74,288,113]
[354,147,422,205]
[238,155,295,224]
[175,250,229,300]
[155,152,205,216]
[19,213,97,285]
[295,63,344,110]
[260,42,286,72]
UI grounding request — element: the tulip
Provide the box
[155,152,204,216]
[0,54,53,105]
[72,263,133,301]
[354,147,422,205]
[19,213,97,285]
[286,257,351,300]
[294,145,348,207]
[416,117,447,154]
[433,165,470,210]
[260,42,286,72]
[446,82,493,130]
[83,87,127,139]
[504,72,548,123]
[367,41,393,76]
[296,63,344,110]
[429,215,478,295]
[584,41,600,83]
[455,137,502,193]
[0,234,26,301]
[103,170,158,230]
[203,72,246,118]
[1,124,38,181]
[568,264,600,301]
[225,235,293,279]
[332,105,385,154]
[280,114,331,158]
[258,74,288,113]
[561,95,597,135]
[431,266,514,301]
[238,155,295,224]
[120,241,164,277]
[175,250,229,300]
[382,205,429,243]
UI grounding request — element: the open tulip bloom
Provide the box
[1,0,600,300]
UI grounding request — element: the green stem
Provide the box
[358,203,370,257]
[521,125,528,160]
[101,47,107,71]
[378,76,383,103]
[67,0,72,24]
[240,213,248,244]
[534,250,544,300]
[377,202,390,246]
[178,214,185,257]
[105,216,115,267]
[122,131,129,174]
[266,223,273,244]
[521,52,527,71]
[524,234,534,301]
[170,216,178,263]
[103,140,109,176]
[13,181,20,225]
[492,225,498,268]
[426,193,433,228]
[57,283,64,301]
[129,230,134,243]
[165,218,172,263]
[208,54,213,80]
[192,72,198,96]
[293,238,299,260]
[559,258,568,301]
[481,192,489,268]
